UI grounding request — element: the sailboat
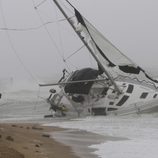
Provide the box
[40,0,158,116]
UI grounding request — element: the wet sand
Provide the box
[0,123,79,158]
[51,128,126,158]
[52,129,105,158]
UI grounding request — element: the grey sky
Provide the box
[0,0,158,83]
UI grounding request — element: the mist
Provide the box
[0,0,158,90]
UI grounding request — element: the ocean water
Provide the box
[0,90,50,122]
[46,114,158,158]
[1,89,158,158]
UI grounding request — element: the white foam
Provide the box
[45,115,158,158]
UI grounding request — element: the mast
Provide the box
[52,0,121,94]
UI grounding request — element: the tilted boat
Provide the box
[40,0,158,116]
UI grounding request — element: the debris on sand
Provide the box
[6,136,14,142]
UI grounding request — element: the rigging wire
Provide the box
[57,0,97,69]
[52,1,74,72]
[64,45,85,61]
[31,0,66,64]
[65,0,74,9]
[52,2,65,64]
[49,0,87,70]
[31,0,94,71]
[50,0,74,15]
[32,0,80,73]
[0,19,67,32]
[32,0,83,71]
[0,0,85,75]
[0,0,39,84]
[0,1,43,110]
[31,0,75,101]
[34,0,48,9]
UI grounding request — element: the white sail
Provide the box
[69,8,158,89]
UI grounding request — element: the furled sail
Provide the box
[70,8,158,89]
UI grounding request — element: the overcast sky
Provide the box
[0,0,158,84]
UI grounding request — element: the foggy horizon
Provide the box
[0,0,158,85]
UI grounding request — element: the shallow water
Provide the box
[1,90,158,158]
[52,129,107,158]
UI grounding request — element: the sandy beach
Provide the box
[0,123,79,158]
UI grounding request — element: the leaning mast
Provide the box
[52,0,121,94]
